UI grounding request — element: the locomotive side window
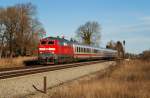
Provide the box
[41,41,47,45]
[48,41,54,45]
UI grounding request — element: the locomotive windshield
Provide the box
[41,41,47,45]
[48,41,54,45]
[40,40,54,45]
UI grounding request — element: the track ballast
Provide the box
[0,60,115,79]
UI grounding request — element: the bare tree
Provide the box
[0,7,17,57]
[106,40,116,49]
[76,21,101,47]
[15,3,36,56]
[0,23,7,58]
[141,49,150,60]
[0,3,45,57]
[116,41,125,58]
[15,3,45,56]
[106,40,125,58]
[0,8,7,58]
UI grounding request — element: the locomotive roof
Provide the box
[42,36,71,43]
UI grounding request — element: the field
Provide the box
[0,57,36,69]
[28,59,150,98]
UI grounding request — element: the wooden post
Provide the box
[33,76,47,94]
[43,76,47,93]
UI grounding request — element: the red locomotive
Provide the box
[38,36,117,64]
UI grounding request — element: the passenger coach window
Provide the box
[79,47,81,52]
[83,48,86,52]
[76,47,79,52]
[81,48,83,52]
[76,47,78,52]
[87,48,89,53]
[48,41,54,45]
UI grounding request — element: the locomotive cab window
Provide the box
[48,41,54,45]
[41,41,47,45]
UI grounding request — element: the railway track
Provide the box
[0,60,114,79]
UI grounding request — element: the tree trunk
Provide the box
[9,30,13,58]
[0,35,5,58]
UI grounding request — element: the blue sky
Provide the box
[0,0,150,54]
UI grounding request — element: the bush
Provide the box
[141,50,150,60]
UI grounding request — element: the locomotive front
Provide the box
[38,37,58,64]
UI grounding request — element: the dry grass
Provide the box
[40,60,150,98]
[0,57,36,68]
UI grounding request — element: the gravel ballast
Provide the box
[0,61,116,98]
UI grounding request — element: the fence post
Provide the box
[43,76,47,93]
[33,76,47,94]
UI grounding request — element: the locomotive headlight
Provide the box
[39,48,45,50]
[48,48,55,50]
[39,48,55,51]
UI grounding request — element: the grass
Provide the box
[0,56,36,68]
[39,59,150,98]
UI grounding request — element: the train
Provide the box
[38,36,118,64]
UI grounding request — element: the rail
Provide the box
[0,60,116,79]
